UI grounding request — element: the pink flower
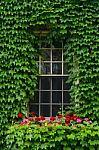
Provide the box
[28,117,34,121]
[76,118,82,123]
[21,119,29,124]
[84,118,89,121]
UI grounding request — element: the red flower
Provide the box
[71,115,78,121]
[18,113,23,118]
[35,117,41,121]
[50,117,56,121]
[58,121,61,124]
[40,116,45,121]
[58,115,62,119]
[65,118,70,124]
[65,114,71,124]
[30,112,35,116]
[65,113,71,118]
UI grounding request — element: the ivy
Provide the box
[6,123,99,150]
[0,0,99,147]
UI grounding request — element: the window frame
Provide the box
[29,41,70,116]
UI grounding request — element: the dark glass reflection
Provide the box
[63,63,68,74]
[63,91,70,103]
[52,77,62,90]
[52,63,62,74]
[41,91,50,103]
[52,50,62,61]
[29,104,39,116]
[40,105,50,116]
[41,63,50,74]
[52,105,61,116]
[52,91,62,103]
[41,77,50,90]
[42,50,50,61]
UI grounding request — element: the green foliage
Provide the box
[0,0,99,147]
[6,123,99,150]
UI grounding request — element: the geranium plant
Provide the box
[17,112,92,127]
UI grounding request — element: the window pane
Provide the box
[63,63,68,74]
[52,105,61,116]
[29,104,39,116]
[52,77,62,90]
[63,77,70,90]
[52,50,62,61]
[52,91,62,103]
[41,77,50,90]
[63,91,70,103]
[41,63,50,74]
[52,63,62,74]
[40,105,50,116]
[41,91,50,103]
[41,50,50,61]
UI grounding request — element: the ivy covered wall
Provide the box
[0,0,99,147]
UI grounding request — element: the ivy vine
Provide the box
[0,0,99,147]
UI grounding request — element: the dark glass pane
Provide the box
[40,105,50,116]
[41,77,50,90]
[41,91,50,103]
[52,41,62,48]
[63,91,70,103]
[52,91,62,103]
[52,63,62,74]
[41,50,50,61]
[52,77,62,90]
[63,77,70,90]
[29,104,39,116]
[52,105,61,116]
[41,63,50,74]
[63,63,68,74]
[52,50,62,61]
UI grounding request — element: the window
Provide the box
[29,41,70,116]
